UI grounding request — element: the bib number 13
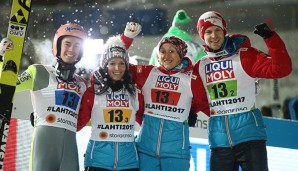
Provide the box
[207,80,237,100]
[55,90,80,110]
[103,108,132,123]
[151,89,181,106]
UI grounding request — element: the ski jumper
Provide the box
[194,33,292,149]
[195,33,292,171]
[16,64,87,171]
[129,58,210,171]
[77,83,142,170]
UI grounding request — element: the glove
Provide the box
[0,38,13,56]
[30,112,34,127]
[92,69,109,95]
[93,69,105,85]
[124,22,142,39]
[188,110,197,127]
[253,23,273,39]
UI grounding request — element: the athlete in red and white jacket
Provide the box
[194,11,292,171]
[122,22,210,171]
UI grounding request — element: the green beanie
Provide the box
[164,9,192,41]
[172,9,191,27]
[164,27,191,41]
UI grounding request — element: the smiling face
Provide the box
[158,43,181,70]
[107,58,126,82]
[60,36,83,64]
[204,25,225,51]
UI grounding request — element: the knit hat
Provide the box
[100,36,129,69]
[197,11,227,40]
[164,9,192,41]
[172,9,191,28]
[158,36,188,59]
[93,36,134,95]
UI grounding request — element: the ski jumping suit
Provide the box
[77,83,143,171]
[16,64,87,171]
[194,32,292,170]
[129,58,210,171]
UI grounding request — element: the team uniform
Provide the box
[77,85,142,171]
[129,58,210,171]
[16,64,87,171]
[76,33,144,171]
[194,32,292,170]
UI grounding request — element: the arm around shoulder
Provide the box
[191,70,210,117]
[77,87,94,132]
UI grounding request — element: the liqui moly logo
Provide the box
[156,76,180,90]
[205,60,235,83]
[57,82,81,94]
[106,94,129,107]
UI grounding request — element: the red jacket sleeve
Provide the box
[135,88,144,126]
[191,68,210,117]
[77,87,94,131]
[129,64,154,125]
[129,64,154,89]
[241,32,292,78]
[120,34,134,50]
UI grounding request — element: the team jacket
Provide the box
[129,58,210,159]
[77,84,143,170]
[194,32,292,148]
[16,64,87,132]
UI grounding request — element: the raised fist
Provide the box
[124,22,142,39]
[0,38,13,56]
[253,23,273,39]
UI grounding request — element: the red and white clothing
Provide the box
[129,58,210,171]
[194,32,292,148]
[142,67,193,122]
[78,87,139,142]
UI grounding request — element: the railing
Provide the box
[289,97,298,120]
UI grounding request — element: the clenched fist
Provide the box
[0,38,13,56]
[124,22,142,39]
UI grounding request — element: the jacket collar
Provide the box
[203,34,250,59]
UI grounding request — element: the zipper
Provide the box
[224,116,233,149]
[114,142,119,171]
[133,143,139,161]
[251,111,258,127]
[90,140,95,159]
[156,119,164,158]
